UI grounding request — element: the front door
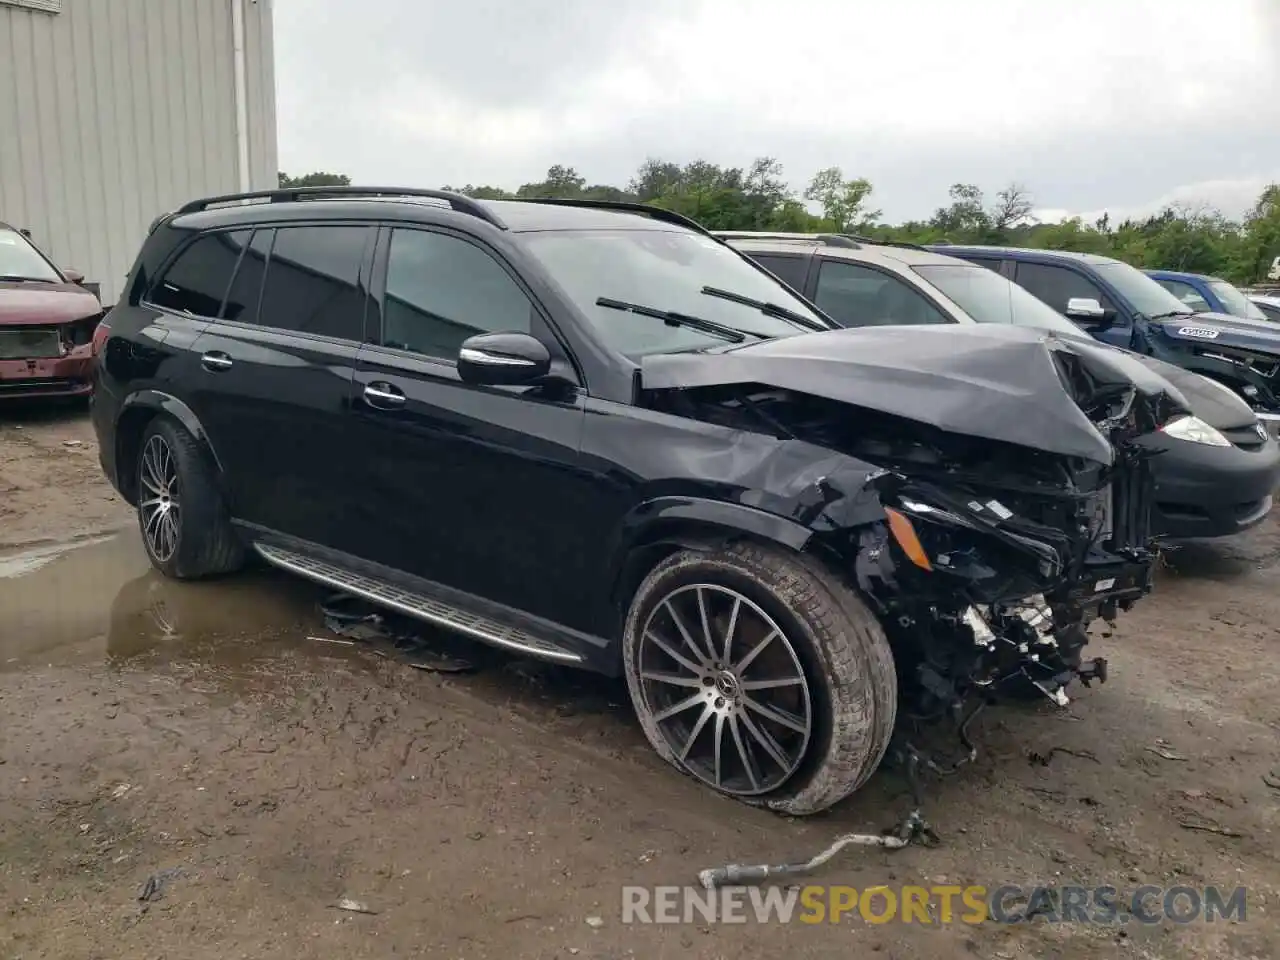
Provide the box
[1013,261,1131,349]
[345,225,596,629]
[186,223,375,551]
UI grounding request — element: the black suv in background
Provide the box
[91,188,1183,815]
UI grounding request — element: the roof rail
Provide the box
[172,186,507,229]
[839,233,928,252]
[511,197,713,236]
[713,231,863,249]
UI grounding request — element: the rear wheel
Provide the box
[135,417,244,580]
[622,541,897,815]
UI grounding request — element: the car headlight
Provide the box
[1160,414,1231,447]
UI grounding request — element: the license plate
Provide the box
[0,328,62,360]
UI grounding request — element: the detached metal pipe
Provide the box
[231,0,252,193]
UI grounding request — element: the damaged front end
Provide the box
[641,325,1188,732]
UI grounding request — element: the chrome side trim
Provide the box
[253,542,584,663]
[459,347,536,366]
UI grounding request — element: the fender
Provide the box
[608,495,814,607]
[116,389,225,487]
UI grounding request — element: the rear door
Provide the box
[187,223,375,551]
[346,224,591,626]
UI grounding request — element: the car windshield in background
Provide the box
[1208,280,1269,321]
[1092,261,1192,318]
[520,229,832,357]
[0,228,61,283]
[912,263,1084,336]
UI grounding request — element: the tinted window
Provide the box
[959,256,1004,274]
[149,230,251,317]
[1154,278,1211,312]
[1014,262,1111,314]
[256,226,371,339]
[749,253,809,292]
[913,264,1083,336]
[813,260,949,327]
[381,229,534,360]
[220,230,270,322]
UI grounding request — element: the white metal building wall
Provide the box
[0,0,278,304]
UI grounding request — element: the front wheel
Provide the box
[622,541,897,815]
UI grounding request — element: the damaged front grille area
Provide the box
[1106,454,1154,553]
[0,327,63,360]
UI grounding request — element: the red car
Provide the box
[0,222,104,400]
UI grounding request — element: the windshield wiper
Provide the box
[700,286,828,332]
[1145,310,1197,321]
[595,297,749,344]
[0,274,55,283]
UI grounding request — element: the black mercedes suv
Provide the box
[92,187,1187,816]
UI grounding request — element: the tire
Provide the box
[622,540,897,816]
[135,417,244,580]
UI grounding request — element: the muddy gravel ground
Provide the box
[1,406,1278,960]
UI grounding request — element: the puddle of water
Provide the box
[0,531,633,727]
[0,532,328,672]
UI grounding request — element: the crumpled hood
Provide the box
[641,324,1191,466]
[0,281,101,325]
[1154,311,1280,354]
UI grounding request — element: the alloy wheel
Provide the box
[636,584,813,795]
[139,435,181,563]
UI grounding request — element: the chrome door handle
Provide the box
[363,382,405,409]
[200,351,233,372]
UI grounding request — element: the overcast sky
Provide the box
[274,0,1280,224]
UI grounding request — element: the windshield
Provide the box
[912,263,1085,337]
[1207,280,1269,321]
[0,228,61,282]
[519,229,832,356]
[1092,261,1191,317]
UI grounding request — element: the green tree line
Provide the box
[283,163,1280,285]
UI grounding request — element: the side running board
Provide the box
[254,542,585,664]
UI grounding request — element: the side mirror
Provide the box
[457,332,551,386]
[63,268,85,284]
[1065,297,1117,328]
[1065,297,1105,319]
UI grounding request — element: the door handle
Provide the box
[200,351,233,372]
[363,382,406,409]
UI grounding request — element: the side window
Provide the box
[1154,278,1210,312]
[960,256,1004,274]
[220,230,271,323]
[813,260,949,327]
[1014,262,1110,313]
[749,254,809,292]
[148,230,251,318]
[256,226,372,340]
[381,229,534,360]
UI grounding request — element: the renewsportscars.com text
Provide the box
[620,884,1247,925]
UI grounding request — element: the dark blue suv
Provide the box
[1144,269,1273,323]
